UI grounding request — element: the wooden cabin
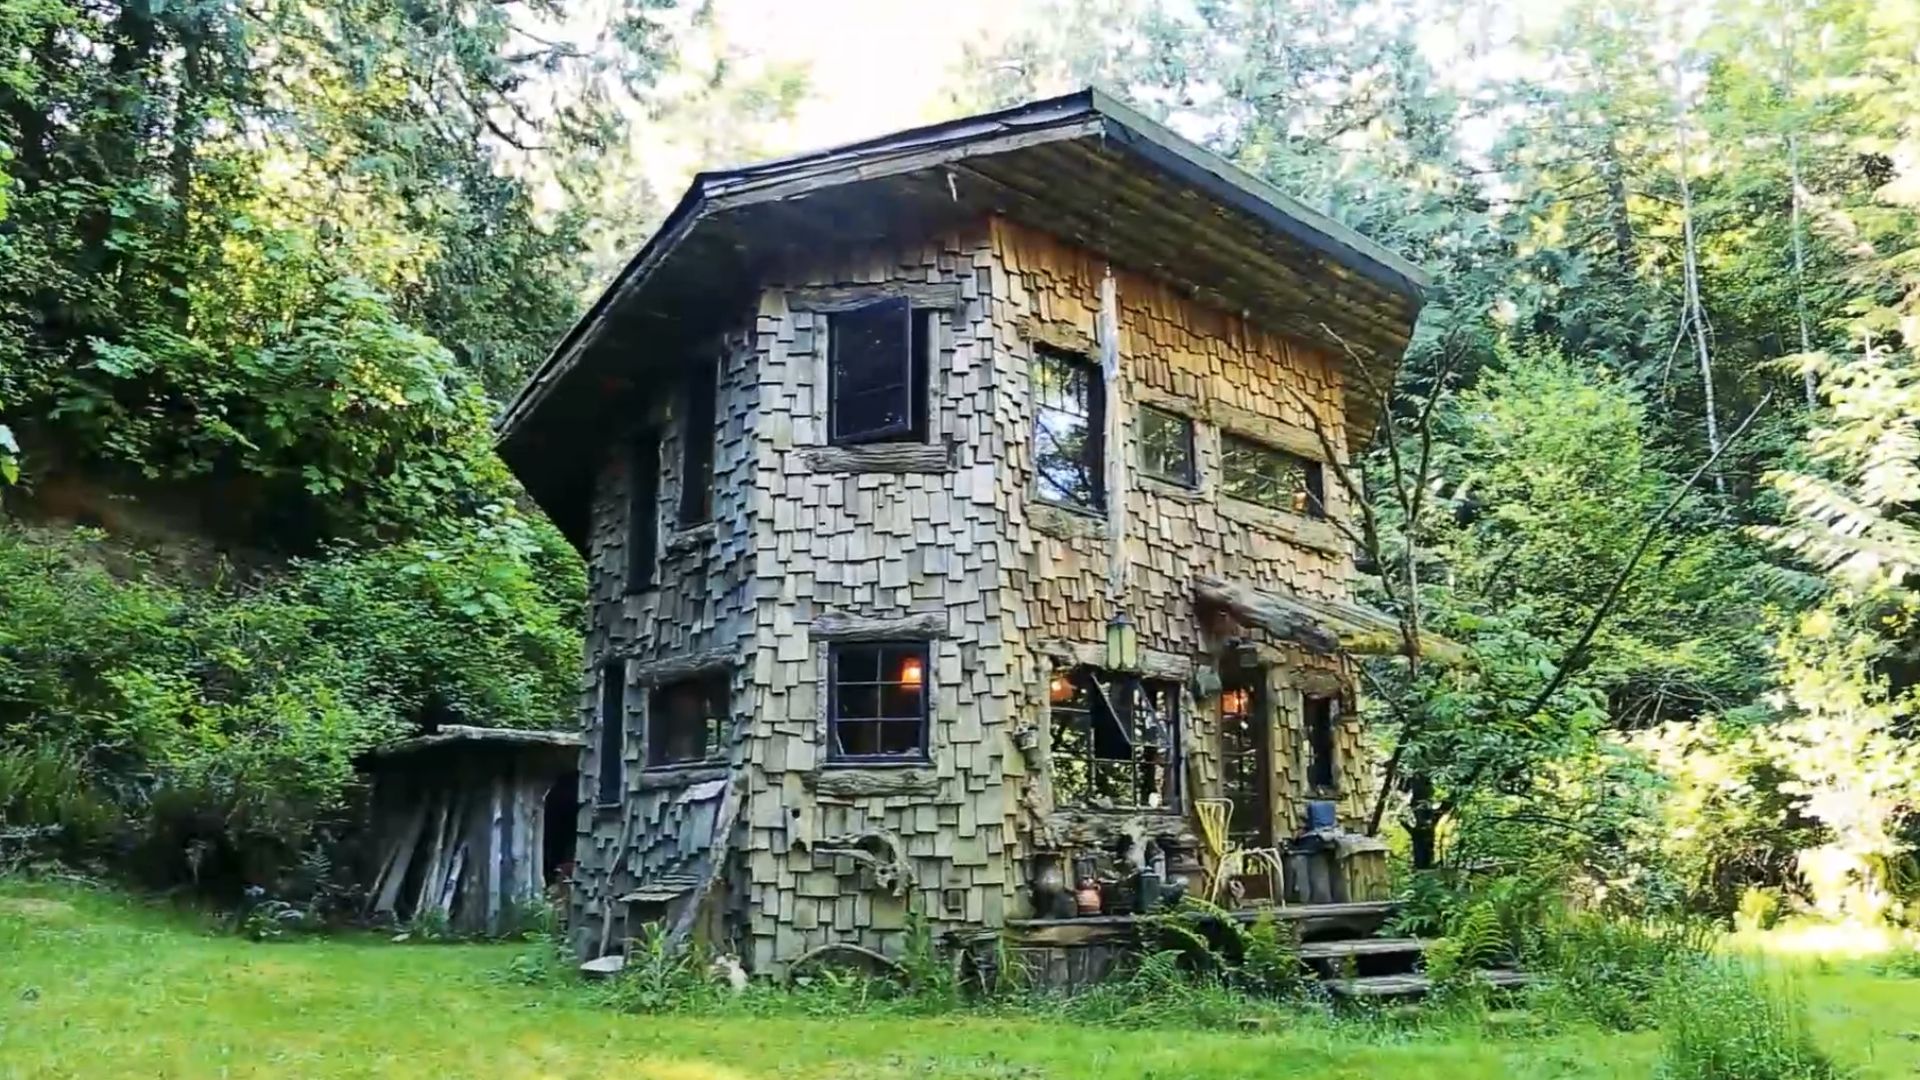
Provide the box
[495,89,1429,977]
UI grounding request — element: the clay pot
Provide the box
[1075,878,1103,916]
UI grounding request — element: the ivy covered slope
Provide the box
[0,0,673,889]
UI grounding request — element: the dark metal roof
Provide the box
[496,88,1429,546]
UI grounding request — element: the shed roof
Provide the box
[362,725,584,763]
[497,88,1429,547]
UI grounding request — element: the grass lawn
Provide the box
[3,881,1919,1079]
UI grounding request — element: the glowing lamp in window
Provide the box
[898,654,925,687]
[1049,673,1073,704]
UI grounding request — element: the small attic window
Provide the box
[1221,434,1325,518]
[829,297,930,445]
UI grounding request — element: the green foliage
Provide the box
[1656,960,1837,1080]
[1528,914,1715,1031]
[0,520,580,890]
[0,743,119,859]
[1138,897,1311,999]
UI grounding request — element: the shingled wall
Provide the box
[569,213,1377,970]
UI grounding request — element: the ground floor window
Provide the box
[1305,693,1339,790]
[1048,668,1179,810]
[647,674,730,768]
[828,641,930,762]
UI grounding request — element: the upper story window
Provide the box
[1048,668,1178,810]
[648,674,729,768]
[827,641,930,762]
[1032,346,1104,511]
[1220,433,1325,518]
[1137,405,1196,487]
[678,362,718,526]
[829,298,930,445]
[626,430,660,593]
[596,663,626,806]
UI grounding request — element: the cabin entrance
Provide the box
[1217,666,1273,851]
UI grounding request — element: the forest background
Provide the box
[2,0,1917,930]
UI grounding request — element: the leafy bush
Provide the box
[0,519,581,893]
[1527,913,1713,1030]
[1138,897,1311,999]
[1656,960,1836,1080]
[0,743,119,859]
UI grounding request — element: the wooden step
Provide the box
[1325,968,1531,999]
[1298,936,1432,961]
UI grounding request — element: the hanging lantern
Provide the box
[1105,610,1139,672]
[899,654,925,687]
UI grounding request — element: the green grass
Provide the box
[2,881,1919,1079]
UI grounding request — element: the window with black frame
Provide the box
[828,298,931,445]
[1137,405,1196,487]
[1305,694,1338,790]
[827,642,930,762]
[1031,346,1104,510]
[678,362,718,526]
[647,674,729,768]
[596,664,626,805]
[1220,433,1325,518]
[1048,668,1178,810]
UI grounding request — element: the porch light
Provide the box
[1105,610,1140,672]
[899,655,925,687]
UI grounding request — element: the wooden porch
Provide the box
[968,900,1528,999]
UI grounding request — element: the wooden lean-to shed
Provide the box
[493,88,1438,979]
[360,726,581,935]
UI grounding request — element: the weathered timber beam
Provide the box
[784,282,964,314]
[808,610,949,641]
[799,443,953,474]
[1034,638,1194,681]
[624,648,737,683]
[1193,575,1343,656]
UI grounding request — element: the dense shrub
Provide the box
[0,516,582,891]
[1656,961,1836,1080]
[1526,913,1714,1030]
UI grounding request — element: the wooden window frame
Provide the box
[646,673,730,769]
[1219,432,1326,519]
[1047,667,1180,811]
[826,641,932,764]
[677,361,718,527]
[596,663,626,807]
[827,298,932,447]
[1030,345,1106,512]
[1305,693,1339,791]
[626,430,661,594]
[1136,404,1197,487]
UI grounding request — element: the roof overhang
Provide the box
[497,88,1429,547]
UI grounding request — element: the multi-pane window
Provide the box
[647,675,729,768]
[678,362,717,526]
[1220,433,1325,517]
[596,664,626,805]
[1218,683,1269,844]
[1032,347,1104,510]
[828,642,930,762]
[829,298,931,445]
[1137,405,1196,487]
[626,430,660,593]
[1049,668,1178,810]
[1306,694,1338,790]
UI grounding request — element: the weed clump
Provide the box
[1655,960,1836,1080]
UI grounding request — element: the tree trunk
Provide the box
[1407,773,1438,871]
[1673,78,1724,494]
[1787,132,1818,407]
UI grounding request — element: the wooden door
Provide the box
[1217,672,1273,849]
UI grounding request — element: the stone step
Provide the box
[1325,968,1531,999]
[1298,936,1432,961]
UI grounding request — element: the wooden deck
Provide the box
[1326,968,1531,999]
[1003,900,1399,947]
